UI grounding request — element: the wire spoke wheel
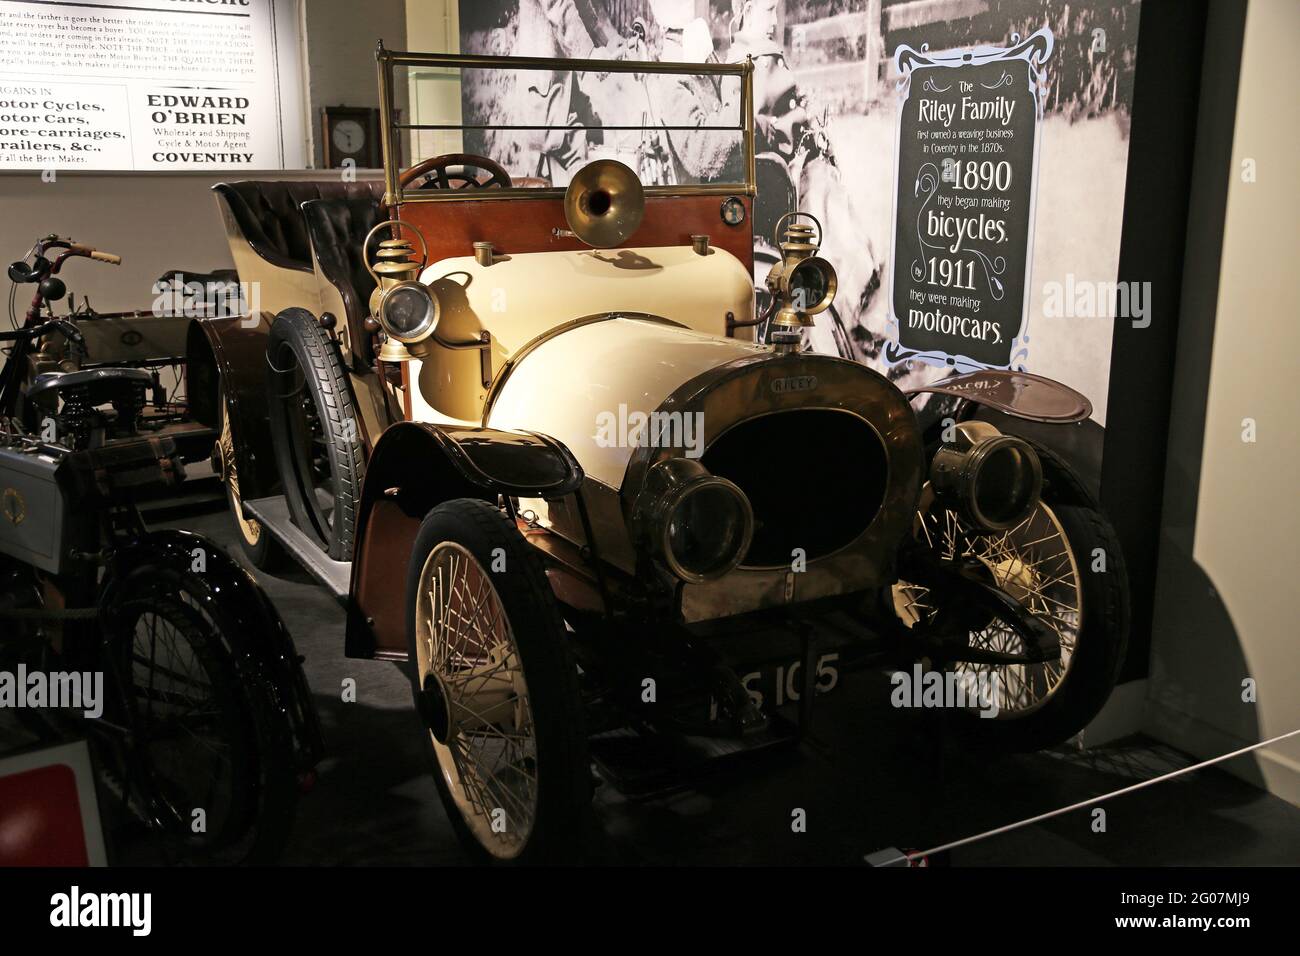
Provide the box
[896,500,1082,718]
[893,443,1129,751]
[101,594,253,859]
[218,387,264,550]
[127,603,235,824]
[414,542,538,860]
[406,498,589,864]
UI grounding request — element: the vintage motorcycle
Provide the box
[0,236,322,864]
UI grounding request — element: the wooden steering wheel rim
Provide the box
[398,153,513,191]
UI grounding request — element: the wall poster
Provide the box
[458,0,1140,426]
[0,0,304,170]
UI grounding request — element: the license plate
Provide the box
[709,651,840,720]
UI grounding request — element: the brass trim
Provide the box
[380,48,753,77]
[743,56,756,199]
[377,42,400,208]
[393,183,750,203]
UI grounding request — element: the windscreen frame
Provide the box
[375,44,755,206]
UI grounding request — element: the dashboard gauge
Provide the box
[720,196,746,226]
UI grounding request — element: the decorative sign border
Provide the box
[885,27,1054,373]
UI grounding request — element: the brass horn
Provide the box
[560,159,645,249]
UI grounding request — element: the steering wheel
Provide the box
[399,153,513,191]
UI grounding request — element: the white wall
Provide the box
[1145,0,1300,805]
[0,170,365,316]
[404,0,463,160]
[302,0,408,167]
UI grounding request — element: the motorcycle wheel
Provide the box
[893,444,1130,751]
[97,566,300,864]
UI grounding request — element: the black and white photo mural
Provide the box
[458,0,1140,425]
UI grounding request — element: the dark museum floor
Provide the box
[158,501,1300,867]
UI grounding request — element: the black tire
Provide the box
[266,308,365,561]
[99,565,301,864]
[405,498,590,864]
[218,384,284,571]
[946,445,1130,751]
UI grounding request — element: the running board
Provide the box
[243,496,352,603]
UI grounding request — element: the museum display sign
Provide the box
[887,29,1051,371]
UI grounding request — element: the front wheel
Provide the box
[894,447,1130,751]
[406,498,590,863]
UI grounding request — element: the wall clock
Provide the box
[321,106,382,169]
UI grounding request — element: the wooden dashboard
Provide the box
[396,193,754,271]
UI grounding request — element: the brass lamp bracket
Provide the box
[431,329,494,389]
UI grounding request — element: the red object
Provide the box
[398,194,755,273]
[0,764,91,866]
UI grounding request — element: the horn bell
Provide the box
[563,159,646,249]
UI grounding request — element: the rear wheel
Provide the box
[217,385,283,570]
[406,498,590,863]
[266,308,365,561]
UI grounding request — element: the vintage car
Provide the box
[190,46,1129,862]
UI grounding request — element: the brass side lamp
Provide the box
[363,220,438,363]
[764,212,838,351]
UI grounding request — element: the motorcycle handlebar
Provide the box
[66,243,121,265]
[0,318,81,344]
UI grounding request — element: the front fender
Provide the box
[345,421,583,660]
[101,528,323,769]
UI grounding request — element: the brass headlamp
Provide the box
[363,219,438,363]
[631,458,754,584]
[764,212,837,350]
